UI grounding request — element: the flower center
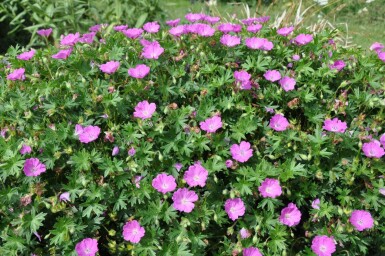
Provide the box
[320,245,327,252]
[230,207,236,213]
[266,187,272,193]
[193,175,200,181]
[181,198,187,205]
[358,219,363,225]
[285,213,291,220]
[132,228,138,235]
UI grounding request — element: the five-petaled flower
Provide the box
[133,100,156,120]
[224,198,245,221]
[230,141,253,163]
[122,220,145,243]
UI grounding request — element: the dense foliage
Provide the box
[1,13,385,256]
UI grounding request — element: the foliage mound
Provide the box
[1,13,385,256]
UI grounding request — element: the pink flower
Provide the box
[264,70,281,82]
[113,25,128,31]
[245,37,273,51]
[329,60,345,71]
[172,188,198,213]
[349,210,374,231]
[243,247,263,256]
[230,141,253,163]
[24,158,46,177]
[258,178,282,198]
[185,13,204,23]
[100,61,120,74]
[279,76,296,91]
[312,198,321,209]
[122,28,143,39]
[75,238,98,256]
[294,34,313,45]
[204,16,220,24]
[255,16,270,23]
[380,133,385,147]
[196,24,216,37]
[169,25,186,37]
[134,175,143,188]
[79,32,96,44]
[166,18,180,27]
[247,24,263,33]
[378,52,385,63]
[76,125,101,144]
[152,173,177,194]
[234,70,252,89]
[128,147,136,156]
[362,140,385,159]
[239,228,251,239]
[128,64,150,79]
[143,21,160,33]
[122,220,145,243]
[59,192,70,202]
[379,188,385,196]
[322,118,347,133]
[60,32,80,46]
[133,100,156,119]
[311,235,336,256]
[37,28,52,37]
[241,18,259,25]
[112,146,119,156]
[52,48,72,59]
[142,41,164,59]
[277,26,294,36]
[17,49,36,61]
[370,42,384,52]
[220,34,241,47]
[20,144,32,155]
[279,203,301,227]
[200,116,222,133]
[89,24,102,32]
[218,23,242,33]
[184,162,209,187]
[7,68,25,81]
[225,160,233,168]
[292,54,300,61]
[224,198,245,221]
[174,163,183,172]
[269,114,289,131]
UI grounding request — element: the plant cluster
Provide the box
[1,12,385,256]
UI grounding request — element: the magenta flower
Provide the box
[142,41,164,59]
[241,18,259,25]
[230,141,253,163]
[133,100,156,120]
[37,28,52,37]
[128,64,150,79]
[76,125,101,144]
[349,210,374,231]
[20,144,32,155]
[174,163,183,172]
[329,60,345,71]
[169,25,186,37]
[89,24,102,32]
[128,147,136,156]
[185,13,204,23]
[370,42,384,52]
[200,116,222,133]
[24,158,46,177]
[277,26,294,36]
[247,24,263,33]
[279,203,301,227]
[220,34,241,47]
[269,114,289,131]
[312,198,321,209]
[112,146,119,156]
[245,37,273,51]
[380,133,385,147]
[362,140,385,158]
[264,70,281,82]
[224,198,245,221]
[243,247,263,256]
[204,16,220,24]
[196,24,216,37]
[218,23,242,33]
[60,32,80,46]
[113,25,128,31]
[378,52,385,63]
[134,175,143,188]
[166,18,180,27]
[258,178,282,198]
[225,160,233,168]
[122,28,143,39]
[255,16,270,23]
[152,173,177,194]
[279,76,296,91]
[7,68,25,81]
[100,61,120,74]
[184,162,209,187]
[239,228,251,239]
[292,54,300,61]
[234,70,252,89]
[59,192,70,202]
[143,21,160,33]
[79,32,96,44]
[294,34,313,45]
[172,188,198,213]
[322,118,347,133]
[122,220,145,243]
[75,238,98,256]
[17,49,36,61]
[311,235,336,256]
[52,48,72,59]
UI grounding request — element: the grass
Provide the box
[159,0,385,49]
